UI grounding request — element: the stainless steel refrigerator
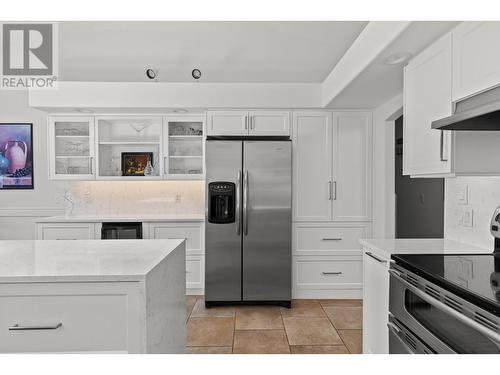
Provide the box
[205,139,291,308]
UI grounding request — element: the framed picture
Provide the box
[0,123,34,190]
[121,152,153,176]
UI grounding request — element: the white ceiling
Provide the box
[59,21,368,83]
[329,21,459,108]
[57,21,460,109]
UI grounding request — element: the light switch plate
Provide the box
[458,185,468,205]
[461,208,474,227]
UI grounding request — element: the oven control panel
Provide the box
[490,206,500,238]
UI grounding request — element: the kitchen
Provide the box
[0,2,499,371]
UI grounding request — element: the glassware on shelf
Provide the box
[144,156,154,176]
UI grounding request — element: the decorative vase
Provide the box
[4,141,27,174]
[144,158,154,176]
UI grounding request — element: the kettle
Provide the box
[4,141,27,174]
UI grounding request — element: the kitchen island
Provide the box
[0,239,186,353]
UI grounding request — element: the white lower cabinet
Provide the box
[36,222,97,240]
[186,255,205,292]
[146,221,205,293]
[362,247,390,354]
[293,256,362,298]
[0,282,142,353]
[292,223,369,299]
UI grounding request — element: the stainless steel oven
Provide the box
[388,264,500,354]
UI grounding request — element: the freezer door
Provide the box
[205,141,243,302]
[242,141,292,301]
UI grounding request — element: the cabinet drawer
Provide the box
[0,292,128,353]
[149,223,204,255]
[293,257,362,290]
[293,225,368,255]
[37,223,95,240]
[186,255,204,289]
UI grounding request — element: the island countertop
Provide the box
[0,239,185,283]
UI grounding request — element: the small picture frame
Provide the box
[121,152,153,176]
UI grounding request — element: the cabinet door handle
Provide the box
[9,323,62,331]
[322,238,342,241]
[365,251,388,263]
[164,156,168,174]
[333,181,337,200]
[89,156,94,175]
[440,130,448,162]
[322,271,342,275]
[328,181,333,200]
[250,116,253,130]
[245,116,248,130]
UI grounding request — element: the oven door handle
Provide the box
[389,269,500,346]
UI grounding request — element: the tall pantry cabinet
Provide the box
[292,111,372,298]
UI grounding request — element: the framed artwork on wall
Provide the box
[0,123,34,190]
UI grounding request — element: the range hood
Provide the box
[432,86,500,130]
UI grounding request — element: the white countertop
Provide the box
[359,238,490,260]
[0,239,185,283]
[37,214,205,223]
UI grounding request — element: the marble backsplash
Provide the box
[65,181,205,216]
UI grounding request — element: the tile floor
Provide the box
[186,296,362,354]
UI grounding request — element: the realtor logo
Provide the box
[1,22,58,89]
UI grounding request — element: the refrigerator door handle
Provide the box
[243,170,249,236]
[236,170,241,235]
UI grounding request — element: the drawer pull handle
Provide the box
[322,271,342,275]
[322,238,342,241]
[9,323,62,331]
[365,251,388,263]
[56,238,77,240]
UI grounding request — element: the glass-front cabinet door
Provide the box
[48,116,95,180]
[163,115,205,180]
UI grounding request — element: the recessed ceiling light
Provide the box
[75,108,93,113]
[384,52,412,65]
[172,109,188,113]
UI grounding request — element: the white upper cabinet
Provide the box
[248,111,290,136]
[163,115,205,180]
[293,111,373,222]
[206,110,291,136]
[403,34,453,176]
[333,112,372,221]
[206,111,248,136]
[452,22,500,101]
[48,116,96,180]
[292,111,333,222]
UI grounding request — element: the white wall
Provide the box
[444,176,500,249]
[372,93,402,238]
[0,91,66,239]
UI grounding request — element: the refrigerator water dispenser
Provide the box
[208,182,236,224]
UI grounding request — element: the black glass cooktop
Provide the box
[392,253,500,316]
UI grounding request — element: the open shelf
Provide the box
[55,155,91,159]
[169,155,203,158]
[98,141,160,145]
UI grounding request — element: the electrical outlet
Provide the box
[461,208,474,227]
[458,185,468,205]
